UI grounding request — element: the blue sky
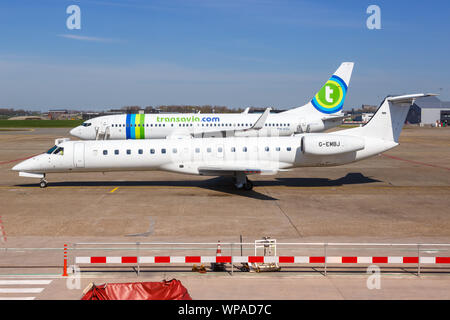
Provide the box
[0,0,449,111]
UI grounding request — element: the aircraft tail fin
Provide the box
[344,94,437,142]
[283,62,354,116]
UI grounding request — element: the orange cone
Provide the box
[216,240,222,257]
[211,240,225,271]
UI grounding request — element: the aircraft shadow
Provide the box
[265,172,381,187]
[15,172,380,201]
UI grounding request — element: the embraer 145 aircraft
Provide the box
[70,62,354,140]
[13,94,432,190]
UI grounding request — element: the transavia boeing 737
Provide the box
[69,62,354,140]
[13,94,433,190]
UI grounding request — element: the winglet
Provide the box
[242,107,250,114]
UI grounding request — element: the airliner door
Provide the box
[73,143,85,168]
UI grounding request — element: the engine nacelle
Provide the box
[307,120,325,133]
[302,134,365,155]
[295,119,325,133]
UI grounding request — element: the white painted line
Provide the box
[0,297,35,300]
[0,288,44,293]
[0,280,52,285]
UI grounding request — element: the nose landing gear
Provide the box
[39,178,48,188]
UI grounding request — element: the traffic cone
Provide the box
[211,240,226,271]
[216,240,222,257]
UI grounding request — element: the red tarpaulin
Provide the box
[81,279,192,300]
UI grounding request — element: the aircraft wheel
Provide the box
[243,180,253,191]
[40,180,48,188]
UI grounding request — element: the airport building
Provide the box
[406,96,450,125]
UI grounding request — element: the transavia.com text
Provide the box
[178,304,272,317]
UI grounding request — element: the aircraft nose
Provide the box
[12,158,33,171]
[70,126,81,138]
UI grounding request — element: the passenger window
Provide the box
[243,147,247,152]
[218,147,223,152]
[231,147,236,152]
[195,148,200,153]
[173,148,177,153]
[115,150,119,155]
[150,149,155,154]
[207,147,211,153]
[127,149,131,155]
[103,150,108,155]
[161,148,166,154]
[276,147,280,151]
[138,149,143,154]
[287,147,292,151]
[265,147,269,152]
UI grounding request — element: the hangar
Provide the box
[406,96,450,125]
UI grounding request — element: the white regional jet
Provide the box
[69,62,354,140]
[13,94,432,190]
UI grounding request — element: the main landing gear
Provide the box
[233,173,254,191]
[39,177,48,188]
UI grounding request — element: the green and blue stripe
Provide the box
[125,114,146,139]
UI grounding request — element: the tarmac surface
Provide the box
[0,126,449,300]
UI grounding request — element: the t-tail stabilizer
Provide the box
[343,93,438,142]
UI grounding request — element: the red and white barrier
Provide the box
[75,256,450,265]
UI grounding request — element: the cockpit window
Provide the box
[81,122,92,127]
[53,147,64,155]
[46,145,64,155]
[46,145,58,154]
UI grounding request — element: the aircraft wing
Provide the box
[248,107,271,130]
[322,113,346,122]
[199,108,271,137]
[198,165,277,176]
